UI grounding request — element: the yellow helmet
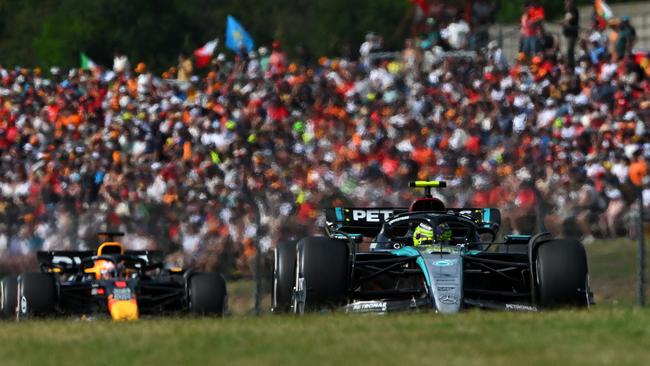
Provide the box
[413,223,434,246]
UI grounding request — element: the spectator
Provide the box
[629,149,647,187]
[575,177,606,244]
[562,0,580,69]
[268,40,287,75]
[607,18,622,61]
[441,14,470,50]
[599,183,625,238]
[359,32,381,66]
[616,16,637,60]
[539,26,559,56]
[112,52,130,75]
[177,54,193,81]
[588,31,607,64]
[0,20,649,277]
[520,1,545,57]
[469,0,495,50]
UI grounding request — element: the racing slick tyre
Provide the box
[272,240,297,313]
[189,272,227,316]
[293,236,349,314]
[16,272,57,320]
[535,239,589,308]
[1,276,17,319]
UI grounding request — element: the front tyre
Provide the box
[535,239,589,308]
[188,272,227,316]
[293,237,349,314]
[1,276,17,319]
[272,240,297,313]
[16,273,57,320]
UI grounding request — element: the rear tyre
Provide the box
[189,272,227,316]
[1,276,17,319]
[535,239,589,308]
[16,273,57,320]
[293,237,349,314]
[272,240,297,313]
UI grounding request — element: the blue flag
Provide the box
[225,15,254,54]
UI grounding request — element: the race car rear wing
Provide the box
[324,207,406,238]
[324,207,501,239]
[37,250,165,273]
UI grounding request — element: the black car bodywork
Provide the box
[273,181,594,314]
[1,233,227,320]
[36,249,188,317]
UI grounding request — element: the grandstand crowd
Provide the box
[0,2,649,275]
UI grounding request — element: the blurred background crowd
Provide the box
[0,0,649,277]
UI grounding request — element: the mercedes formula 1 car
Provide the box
[0,233,227,320]
[273,181,594,314]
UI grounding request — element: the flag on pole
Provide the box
[595,0,613,20]
[194,39,219,68]
[80,52,99,71]
[225,15,254,54]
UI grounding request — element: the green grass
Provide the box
[1,239,650,365]
[1,308,650,365]
[227,279,271,315]
[586,238,650,306]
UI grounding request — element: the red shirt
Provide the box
[488,186,506,207]
[466,135,481,155]
[381,157,400,176]
[521,6,544,37]
[47,105,60,123]
[515,188,536,210]
[267,104,288,122]
[471,190,490,207]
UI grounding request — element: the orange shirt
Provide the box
[629,160,647,186]
[182,141,192,161]
[411,147,433,166]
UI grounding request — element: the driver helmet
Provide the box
[435,222,453,244]
[413,223,434,246]
[95,259,117,280]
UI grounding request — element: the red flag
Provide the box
[411,0,430,15]
[193,39,219,68]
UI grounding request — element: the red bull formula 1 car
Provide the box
[0,233,227,320]
[272,181,594,314]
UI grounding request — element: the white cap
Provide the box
[589,32,602,43]
[624,111,636,121]
[574,94,589,106]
